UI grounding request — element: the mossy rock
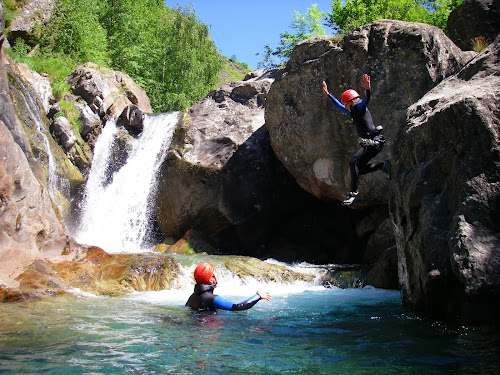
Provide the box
[222,256,314,283]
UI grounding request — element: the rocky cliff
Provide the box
[393,35,500,324]
[264,19,499,324]
[265,20,474,204]
[0,2,76,289]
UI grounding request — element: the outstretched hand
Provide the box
[257,290,272,301]
[361,74,371,90]
[322,81,329,96]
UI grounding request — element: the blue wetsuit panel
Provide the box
[327,94,349,114]
[213,294,261,311]
[213,296,234,310]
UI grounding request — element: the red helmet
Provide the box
[340,89,360,105]
[194,262,215,284]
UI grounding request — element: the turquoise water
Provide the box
[0,286,498,374]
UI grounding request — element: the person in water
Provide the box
[322,74,390,206]
[186,262,272,311]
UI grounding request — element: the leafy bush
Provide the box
[326,0,466,34]
[258,4,326,69]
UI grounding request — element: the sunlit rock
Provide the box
[155,70,285,251]
[265,20,475,205]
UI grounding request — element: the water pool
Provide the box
[0,286,498,374]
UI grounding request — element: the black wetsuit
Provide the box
[186,284,261,311]
[328,90,385,192]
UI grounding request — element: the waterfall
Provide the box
[9,72,69,205]
[75,112,178,253]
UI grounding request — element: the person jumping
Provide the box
[322,74,390,206]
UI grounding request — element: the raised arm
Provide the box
[361,74,371,91]
[356,74,371,109]
[322,80,349,115]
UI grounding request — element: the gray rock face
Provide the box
[447,0,500,51]
[65,63,153,136]
[13,63,52,113]
[155,71,281,249]
[0,120,71,288]
[51,116,76,151]
[392,36,500,325]
[0,4,80,290]
[66,64,129,119]
[265,20,474,205]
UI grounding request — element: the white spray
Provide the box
[75,112,178,253]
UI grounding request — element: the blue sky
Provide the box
[164,0,333,70]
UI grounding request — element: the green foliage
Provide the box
[3,0,29,26]
[15,52,75,100]
[40,0,109,65]
[258,4,326,69]
[9,0,224,113]
[326,0,465,34]
[59,99,83,134]
[471,36,490,52]
[223,60,252,83]
[103,2,224,112]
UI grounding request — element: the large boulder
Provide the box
[265,20,475,206]
[65,63,130,119]
[51,115,76,151]
[6,0,55,48]
[447,0,500,51]
[65,63,152,135]
[391,36,500,325]
[155,71,282,251]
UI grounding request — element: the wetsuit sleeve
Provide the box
[354,89,370,112]
[213,294,262,311]
[327,94,350,115]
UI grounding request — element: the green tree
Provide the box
[326,0,465,34]
[34,0,223,112]
[258,4,326,69]
[40,0,108,65]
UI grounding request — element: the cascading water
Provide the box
[9,72,69,206]
[75,112,178,253]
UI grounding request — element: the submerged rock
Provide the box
[2,248,318,300]
[223,256,314,284]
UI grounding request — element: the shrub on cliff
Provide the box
[327,0,466,34]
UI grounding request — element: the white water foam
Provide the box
[75,112,178,253]
[127,260,329,306]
